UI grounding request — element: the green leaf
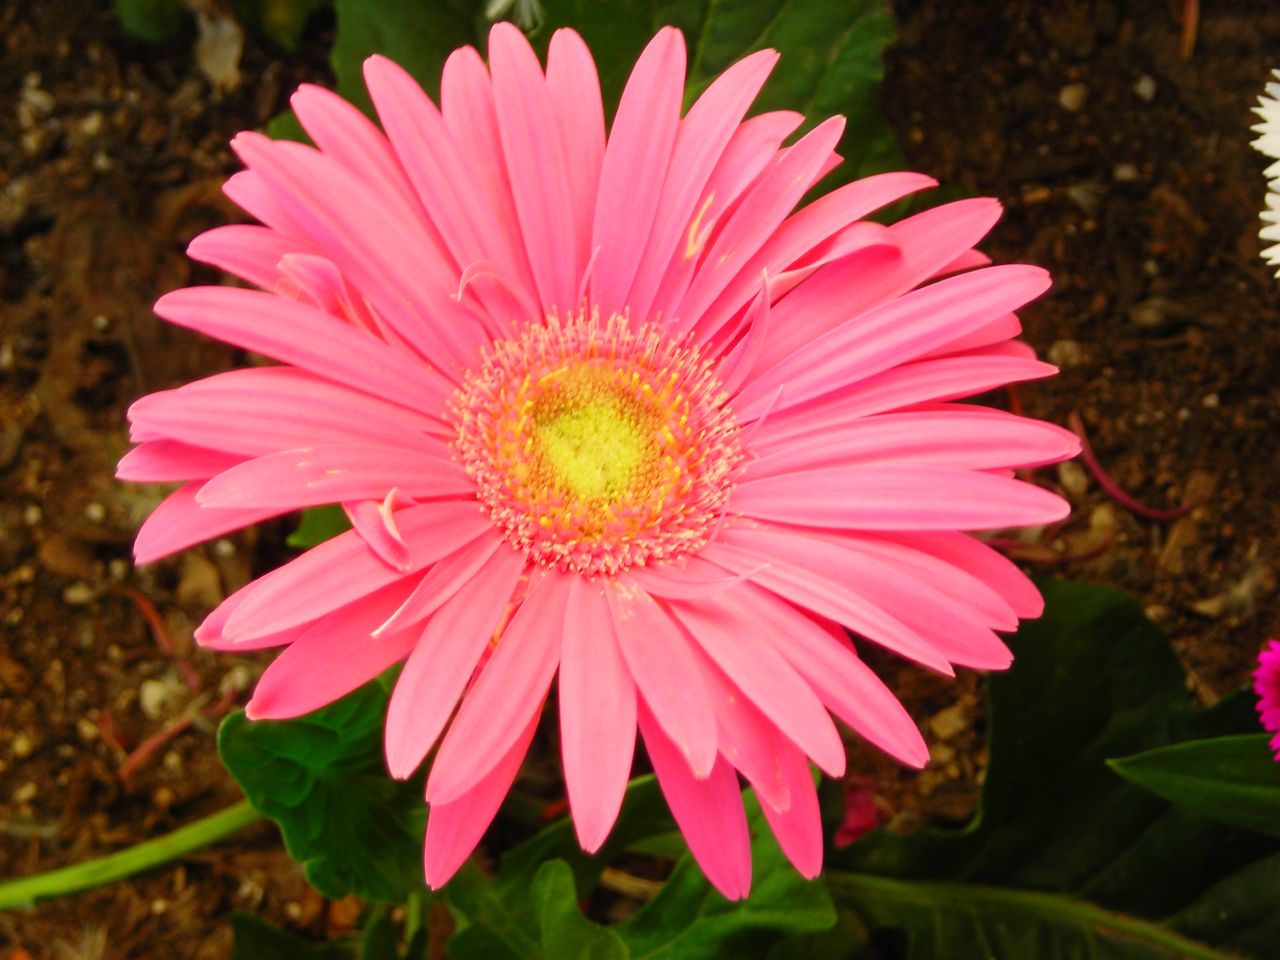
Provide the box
[445,776,835,960]
[217,677,426,902]
[230,911,355,959]
[114,0,190,41]
[534,0,901,182]
[287,504,350,548]
[534,860,630,959]
[828,579,1280,959]
[330,0,477,112]
[617,792,835,959]
[1109,735,1280,840]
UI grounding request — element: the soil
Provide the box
[1,1,1278,957]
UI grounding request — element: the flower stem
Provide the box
[0,800,263,911]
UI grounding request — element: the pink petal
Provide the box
[127,367,448,454]
[245,578,423,720]
[639,702,752,901]
[117,440,243,482]
[194,443,471,510]
[623,48,777,322]
[748,354,1058,445]
[364,56,508,278]
[884,530,1044,619]
[756,744,824,879]
[697,171,936,339]
[734,264,1051,420]
[426,570,568,804]
[134,481,282,565]
[608,577,718,778]
[545,29,606,282]
[440,45,539,314]
[344,492,413,572]
[186,224,298,290]
[648,110,804,324]
[487,23,577,313]
[559,577,637,852]
[674,116,846,339]
[290,82,422,215]
[424,709,539,889]
[588,27,685,319]
[669,595,846,776]
[374,531,506,637]
[746,409,1081,477]
[721,524,1014,670]
[728,581,929,767]
[731,465,1070,531]
[230,133,485,369]
[223,502,491,642]
[384,542,526,778]
[153,287,454,417]
[700,537,953,675]
[695,650,793,812]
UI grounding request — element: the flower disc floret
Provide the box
[452,310,743,576]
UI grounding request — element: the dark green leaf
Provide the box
[218,678,426,902]
[287,504,350,548]
[534,0,901,182]
[828,579,1280,959]
[114,0,189,41]
[1109,735,1280,839]
[330,0,477,112]
[230,911,356,959]
[533,860,629,960]
[617,792,835,959]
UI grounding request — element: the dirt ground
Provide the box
[2,1,1278,956]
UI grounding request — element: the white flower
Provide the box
[1251,69,1280,275]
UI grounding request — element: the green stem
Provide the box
[404,887,425,944]
[0,800,263,911]
[827,871,1235,960]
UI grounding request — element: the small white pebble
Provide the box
[1046,338,1085,368]
[76,717,99,742]
[22,504,41,526]
[1058,83,1088,112]
[1201,392,1220,409]
[91,150,113,172]
[1113,163,1140,182]
[62,583,95,606]
[92,313,110,331]
[1058,460,1090,497]
[1134,75,1157,102]
[213,538,236,558]
[84,502,106,523]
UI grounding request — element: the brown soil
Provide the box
[2,1,1278,956]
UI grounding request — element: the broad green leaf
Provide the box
[533,860,629,960]
[114,0,189,41]
[330,0,476,111]
[535,0,901,182]
[829,579,1280,959]
[616,791,835,959]
[1109,735,1280,839]
[446,776,835,960]
[230,911,355,958]
[218,678,426,902]
[286,504,351,548]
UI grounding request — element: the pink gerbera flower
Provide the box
[120,24,1079,898]
[1254,639,1280,760]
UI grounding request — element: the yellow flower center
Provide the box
[451,310,742,577]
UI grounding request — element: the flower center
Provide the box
[452,310,742,576]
